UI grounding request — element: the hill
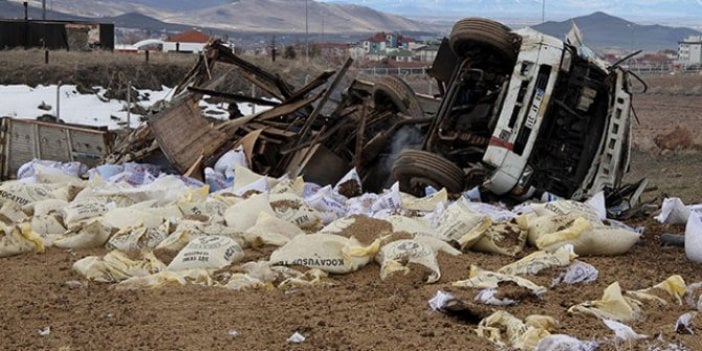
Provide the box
[533,12,701,51]
[12,0,440,34]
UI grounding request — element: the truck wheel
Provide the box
[373,76,424,119]
[449,17,518,67]
[392,150,465,196]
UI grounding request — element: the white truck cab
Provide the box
[393,18,634,201]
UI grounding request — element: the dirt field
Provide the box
[1,57,702,350]
[1,217,700,351]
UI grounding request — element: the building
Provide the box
[678,35,702,67]
[361,32,416,55]
[163,29,212,53]
[0,19,114,50]
[412,43,440,63]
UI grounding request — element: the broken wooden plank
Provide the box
[255,91,323,121]
[148,95,229,174]
[285,70,336,102]
[187,86,280,106]
[294,57,354,148]
[211,41,295,99]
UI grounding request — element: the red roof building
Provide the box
[167,29,211,44]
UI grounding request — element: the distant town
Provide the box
[113,28,702,73]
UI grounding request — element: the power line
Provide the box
[305,0,309,62]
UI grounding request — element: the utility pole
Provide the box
[541,0,545,23]
[42,0,46,20]
[305,0,309,62]
[271,35,277,62]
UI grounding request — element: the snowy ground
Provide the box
[0,85,271,130]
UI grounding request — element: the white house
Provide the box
[678,35,702,66]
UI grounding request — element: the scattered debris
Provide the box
[287,332,305,344]
[37,326,51,337]
[675,311,698,334]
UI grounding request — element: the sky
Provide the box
[321,0,702,23]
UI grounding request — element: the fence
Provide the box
[355,67,428,77]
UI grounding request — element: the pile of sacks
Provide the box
[2,157,701,350]
[0,156,647,290]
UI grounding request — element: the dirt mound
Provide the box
[654,125,699,151]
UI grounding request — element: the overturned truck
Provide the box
[393,19,637,201]
[108,18,640,204]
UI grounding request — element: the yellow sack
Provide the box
[22,199,67,217]
[453,265,547,296]
[167,235,244,271]
[435,201,489,243]
[61,199,109,224]
[50,219,114,249]
[686,282,702,311]
[269,193,322,230]
[223,193,275,232]
[0,201,28,224]
[400,189,448,212]
[472,216,529,256]
[530,214,640,256]
[270,176,305,197]
[384,215,435,237]
[106,222,170,252]
[0,222,45,257]
[153,228,194,264]
[568,282,643,322]
[498,245,577,276]
[0,181,65,208]
[376,235,461,283]
[31,214,67,237]
[627,275,687,305]
[270,233,380,274]
[72,250,166,283]
[476,311,554,350]
[115,269,213,290]
[244,212,305,247]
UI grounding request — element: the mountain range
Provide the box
[1,0,700,51]
[324,0,702,22]
[533,12,700,52]
[3,0,440,34]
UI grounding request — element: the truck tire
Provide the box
[449,17,518,67]
[392,149,465,195]
[373,76,424,119]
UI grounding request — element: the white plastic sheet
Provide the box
[551,260,599,286]
[685,213,702,263]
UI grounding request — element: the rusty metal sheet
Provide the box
[148,96,229,174]
[0,117,112,179]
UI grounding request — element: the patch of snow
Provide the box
[0,85,273,130]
